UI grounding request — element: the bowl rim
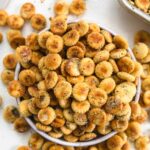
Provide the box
[15,23,141,147]
[118,0,150,24]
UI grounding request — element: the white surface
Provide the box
[0,0,150,149]
[0,0,10,9]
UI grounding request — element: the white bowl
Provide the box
[118,0,150,24]
[15,25,141,147]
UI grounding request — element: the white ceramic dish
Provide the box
[118,0,150,24]
[15,24,141,147]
